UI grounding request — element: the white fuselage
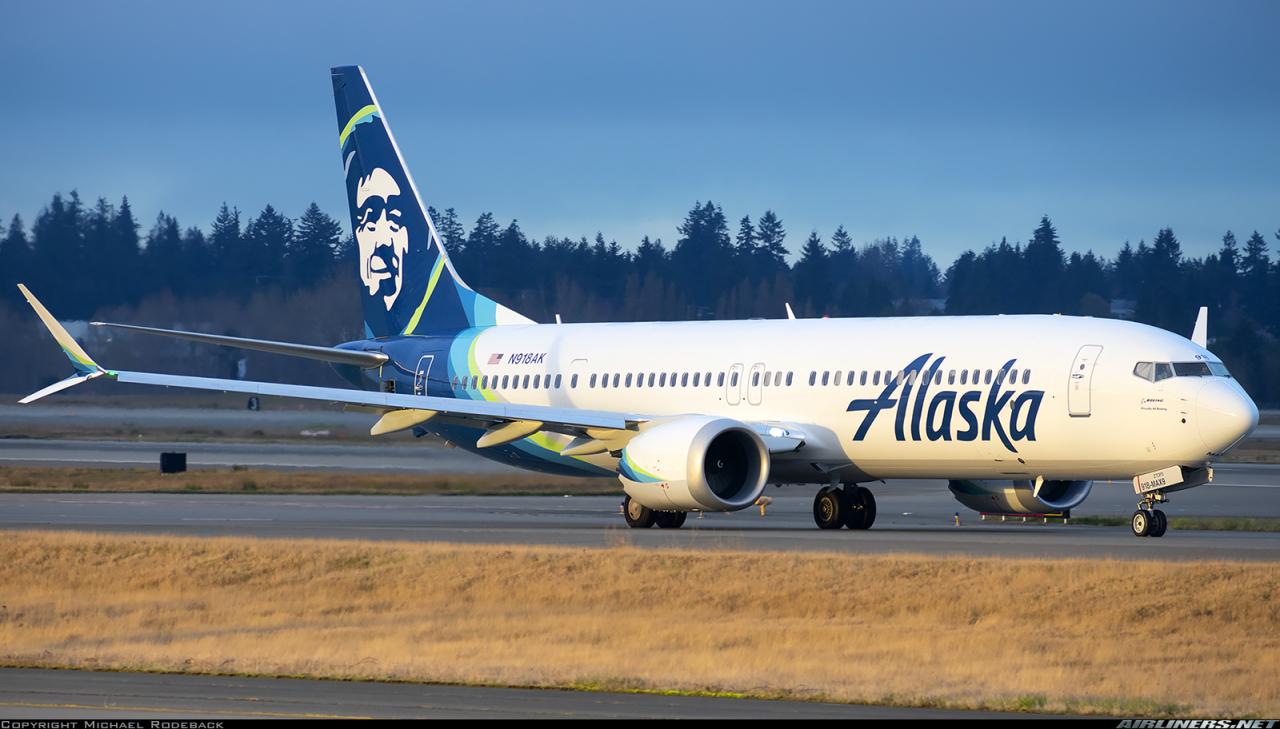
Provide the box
[439,314,1258,484]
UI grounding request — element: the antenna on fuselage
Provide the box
[784,302,796,320]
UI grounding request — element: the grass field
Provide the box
[0,531,1276,716]
[0,465,611,496]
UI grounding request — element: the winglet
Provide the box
[1191,306,1208,348]
[17,283,103,376]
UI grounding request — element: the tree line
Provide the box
[0,192,1277,402]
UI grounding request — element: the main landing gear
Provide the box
[622,494,687,529]
[813,485,876,530]
[1132,493,1169,538]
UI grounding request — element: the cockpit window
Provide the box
[1172,362,1212,377]
[1134,360,1231,382]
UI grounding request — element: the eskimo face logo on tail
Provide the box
[846,353,1044,453]
[355,167,410,311]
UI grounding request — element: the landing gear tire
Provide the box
[813,487,844,530]
[1149,509,1168,538]
[1131,509,1152,537]
[654,511,687,529]
[623,494,656,528]
[842,486,877,530]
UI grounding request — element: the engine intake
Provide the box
[949,478,1093,515]
[619,416,770,512]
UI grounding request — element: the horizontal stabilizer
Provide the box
[92,322,388,368]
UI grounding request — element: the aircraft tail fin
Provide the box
[331,66,532,338]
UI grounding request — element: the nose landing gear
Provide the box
[1132,494,1169,538]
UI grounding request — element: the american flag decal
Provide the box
[488,353,503,365]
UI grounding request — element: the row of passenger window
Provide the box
[448,365,1031,392]
[1133,360,1231,382]
[810,367,1032,388]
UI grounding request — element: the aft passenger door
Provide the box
[1067,345,1102,416]
[413,355,435,396]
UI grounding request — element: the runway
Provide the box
[2,464,1278,559]
[0,668,1011,719]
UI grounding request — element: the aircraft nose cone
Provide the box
[1198,379,1259,455]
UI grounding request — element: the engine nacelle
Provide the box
[619,416,770,512]
[948,478,1093,515]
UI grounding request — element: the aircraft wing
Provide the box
[18,284,641,441]
[17,284,806,452]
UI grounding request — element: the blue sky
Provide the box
[4,0,1277,265]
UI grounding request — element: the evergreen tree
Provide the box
[143,212,184,295]
[754,210,788,276]
[792,231,829,314]
[1024,215,1065,311]
[671,201,732,313]
[0,215,30,306]
[242,205,292,290]
[288,202,342,289]
[209,203,243,292]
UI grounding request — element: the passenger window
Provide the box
[983,370,991,385]
[833,370,842,385]
[730,371,739,387]
[501,375,510,389]
[523,375,530,389]
[873,371,881,386]
[786,372,794,386]
[934,370,942,385]
[809,371,817,386]
[860,371,867,386]
[555,374,563,388]
[646,373,654,387]
[717,372,725,387]
[751,372,760,386]
[589,374,597,388]
[821,371,830,386]
[533,374,541,388]
[705,371,712,385]
[971,369,979,384]
[693,372,701,387]
[625,373,633,388]
[959,370,967,385]
[763,372,771,387]
[1022,370,1030,385]
[659,373,667,387]
[679,373,687,387]
[947,370,955,385]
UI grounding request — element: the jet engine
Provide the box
[948,478,1093,515]
[619,416,770,512]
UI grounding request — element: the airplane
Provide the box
[16,66,1260,538]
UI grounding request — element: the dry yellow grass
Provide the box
[0,531,1276,716]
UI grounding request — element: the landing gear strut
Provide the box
[1132,493,1169,538]
[813,485,877,530]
